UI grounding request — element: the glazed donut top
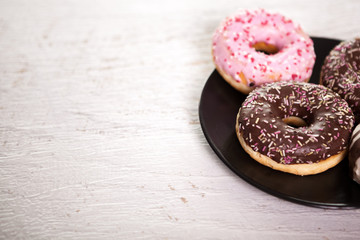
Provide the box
[237,81,354,164]
[212,9,316,87]
[321,39,360,120]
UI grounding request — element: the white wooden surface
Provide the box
[1,0,360,239]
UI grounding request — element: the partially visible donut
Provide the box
[320,38,360,123]
[212,9,316,94]
[348,124,360,184]
[236,81,354,176]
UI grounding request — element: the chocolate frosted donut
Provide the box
[349,124,360,184]
[320,39,360,123]
[236,81,354,176]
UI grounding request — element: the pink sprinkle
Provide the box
[297,49,302,56]
[235,17,245,23]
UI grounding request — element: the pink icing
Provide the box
[212,9,316,87]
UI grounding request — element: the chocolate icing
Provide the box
[321,39,360,123]
[237,82,354,165]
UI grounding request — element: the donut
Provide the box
[212,9,316,94]
[236,81,354,176]
[320,38,360,123]
[348,124,360,184]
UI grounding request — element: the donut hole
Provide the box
[252,42,279,55]
[282,116,308,128]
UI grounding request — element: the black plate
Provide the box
[199,37,360,209]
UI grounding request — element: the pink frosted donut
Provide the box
[212,9,316,94]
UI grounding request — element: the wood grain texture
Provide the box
[0,0,360,239]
